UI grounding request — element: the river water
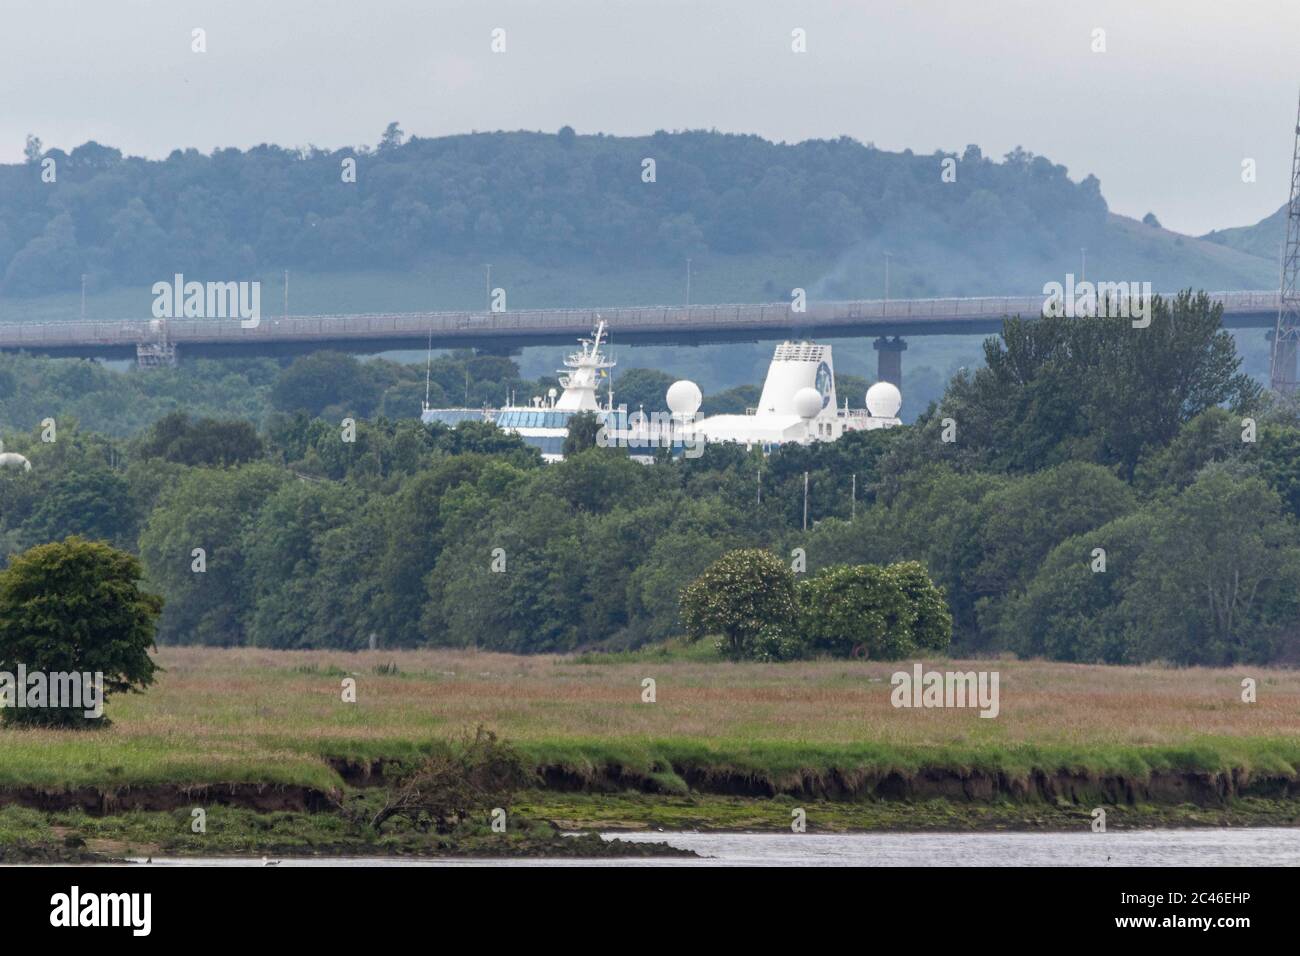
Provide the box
[127,828,1300,866]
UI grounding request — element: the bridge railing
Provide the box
[0,290,1282,348]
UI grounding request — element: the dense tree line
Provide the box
[1,129,1106,295]
[0,290,1296,664]
[0,347,560,437]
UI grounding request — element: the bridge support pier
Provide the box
[873,336,907,386]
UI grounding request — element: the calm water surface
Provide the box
[123,828,1300,866]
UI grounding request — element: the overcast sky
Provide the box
[2,0,1297,235]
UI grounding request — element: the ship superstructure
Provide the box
[421,324,902,462]
[422,320,627,462]
[675,339,901,448]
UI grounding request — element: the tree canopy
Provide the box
[0,536,161,727]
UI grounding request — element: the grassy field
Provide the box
[1,647,1297,792]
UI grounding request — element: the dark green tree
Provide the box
[561,411,601,457]
[0,536,161,727]
[271,352,383,418]
[1126,467,1300,664]
[927,292,1260,477]
[138,463,288,645]
[137,411,263,466]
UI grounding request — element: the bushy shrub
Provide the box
[680,549,950,661]
[680,549,798,660]
[799,564,913,659]
[886,560,952,652]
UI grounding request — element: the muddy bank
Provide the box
[0,782,335,814]
[534,762,1300,807]
[9,761,1296,815]
[0,842,119,864]
[327,753,1300,806]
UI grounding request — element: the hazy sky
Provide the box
[2,0,1298,235]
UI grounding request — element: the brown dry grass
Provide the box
[1,647,1296,788]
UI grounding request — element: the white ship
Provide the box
[674,340,902,447]
[421,320,627,462]
[421,322,902,461]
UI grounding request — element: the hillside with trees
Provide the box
[1,127,1278,307]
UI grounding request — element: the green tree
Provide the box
[561,412,601,457]
[871,465,1006,638]
[1255,423,1300,521]
[998,510,1156,663]
[799,564,910,659]
[798,562,949,659]
[243,480,361,648]
[969,462,1136,637]
[22,467,139,550]
[680,548,797,659]
[887,560,952,652]
[375,457,492,647]
[270,352,383,418]
[0,536,161,727]
[1126,466,1300,664]
[137,411,263,467]
[302,497,389,649]
[626,498,749,644]
[429,492,585,652]
[1133,407,1246,494]
[928,293,1259,477]
[138,464,288,645]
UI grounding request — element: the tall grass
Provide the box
[0,648,1295,789]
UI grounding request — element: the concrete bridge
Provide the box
[0,290,1281,383]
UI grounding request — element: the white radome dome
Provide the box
[666,379,703,416]
[866,382,902,418]
[793,386,824,420]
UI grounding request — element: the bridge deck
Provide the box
[0,291,1282,358]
